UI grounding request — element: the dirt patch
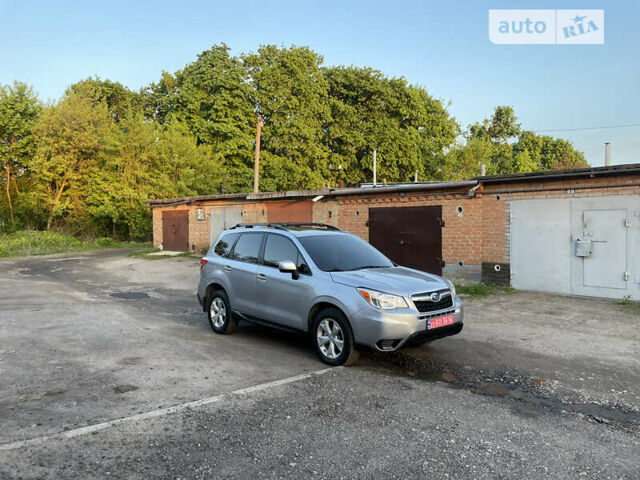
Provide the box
[109,291,149,300]
[114,385,139,394]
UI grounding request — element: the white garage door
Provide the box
[510,199,571,294]
[510,195,639,300]
[209,206,244,245]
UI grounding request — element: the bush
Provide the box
[96,237,116,248]
[0,230,82,257]
[0,230,150,257]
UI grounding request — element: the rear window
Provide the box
[299,234,393,272]
[231,233,264,264]
[213,233,239,258]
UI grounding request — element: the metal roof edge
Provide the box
[146,182,481,207]
[474,163,640,184]
[326,181,478,197]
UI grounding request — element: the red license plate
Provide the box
[427,315,455,330]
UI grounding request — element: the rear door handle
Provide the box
[223,265,233,272]
[256,273,267,281]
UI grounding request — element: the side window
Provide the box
[230,233,263,264]
[263,234,311,274]
[263,234,299,268]
[213,233,239,258]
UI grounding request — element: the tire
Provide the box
[311,308,359,366]
[206,289,237,334]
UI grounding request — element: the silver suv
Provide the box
[197,223,463,366]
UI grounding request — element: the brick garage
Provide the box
[148,163,640,298]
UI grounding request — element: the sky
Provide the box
[1,0,638,167]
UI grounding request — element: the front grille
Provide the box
[412,293,453,313]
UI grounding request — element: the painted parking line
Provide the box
[0,367,338,452]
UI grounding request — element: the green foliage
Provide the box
[0,44,590,240]
[0,81,42,228]
[454,106,589,177]
[145,44,255,192]
[325,66,458,185]
[244,45,332,191]
[28,91,117,231]
[0,230,150,257]
[67,77,143,123]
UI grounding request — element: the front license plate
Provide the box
[427,315,455,330]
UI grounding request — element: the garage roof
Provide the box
[146,163,640,207]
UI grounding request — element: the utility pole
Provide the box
[373,148,377,186]
[253,116,264,193]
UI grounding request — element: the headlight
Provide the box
[446,279,456,297]
[357,288,408,310]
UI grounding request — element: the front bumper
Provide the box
[351,297,464,351]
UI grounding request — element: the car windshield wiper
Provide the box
[349,265,387,271]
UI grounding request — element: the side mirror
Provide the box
[278,260,299,279]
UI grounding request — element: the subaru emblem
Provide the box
[430,292,440,302]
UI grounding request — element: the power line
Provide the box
[534,123,640,133]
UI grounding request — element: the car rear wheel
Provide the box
[312,308,358,366]
[207,289,237,334]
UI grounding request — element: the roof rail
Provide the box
[229,223,288,231]
[229,222,340,231]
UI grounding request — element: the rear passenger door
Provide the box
[226,233,264,316]
[254,234,314,330]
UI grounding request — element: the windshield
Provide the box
[299,234,394,272]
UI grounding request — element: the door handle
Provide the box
[256,273,267,281]
[223,265,233,272]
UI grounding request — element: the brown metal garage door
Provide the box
[368,206,443,275]
[162,210,189,251]
[267,200,313,223]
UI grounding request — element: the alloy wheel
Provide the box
[316,318,344,360]
[210,297,227,328]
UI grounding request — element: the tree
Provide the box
[0,82,41,228]
[154,118,223,197]
[145,44,255,192]
[67,77,143,123]
[29,92,117,230]
[244,45,332,191]
[513,130,588,170]
[469,105,521,144]
[464,106,588,176]
[324,66,458,185]
[441,138,493,181]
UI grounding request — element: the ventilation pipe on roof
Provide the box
[480,163,486,176]
[605,142,611,166]
[373,148,377,186]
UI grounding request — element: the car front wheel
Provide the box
[312,308,358,366]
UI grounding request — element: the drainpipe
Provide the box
[467,182,482,197]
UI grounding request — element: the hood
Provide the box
[330,266,448,296]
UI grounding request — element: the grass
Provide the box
[455,282,497,298]
[0,230,151,258]
[618,296,640,313]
